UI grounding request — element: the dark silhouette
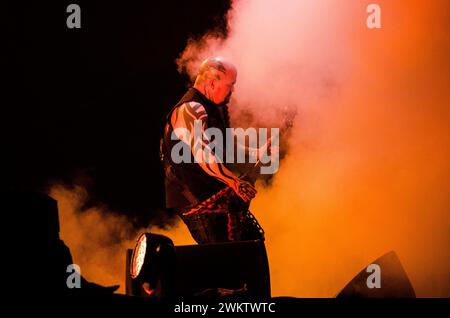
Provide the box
[3,191,119,297]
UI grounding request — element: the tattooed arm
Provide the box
[170,102,256,202]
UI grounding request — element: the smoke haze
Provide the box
[176,0,450,297]
[52,0,450,297]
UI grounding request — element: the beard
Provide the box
[222,92,232,105]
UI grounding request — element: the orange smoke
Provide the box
[50,0,450,298]
[177,0,450,297]
[50,185,195,294]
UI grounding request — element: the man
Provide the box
[162,56,266,244]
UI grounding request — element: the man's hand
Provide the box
[229,178,257,203]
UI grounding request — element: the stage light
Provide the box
[127,237,271,298]
[129,233,176,297]
[130,233,147,279]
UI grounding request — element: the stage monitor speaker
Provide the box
[126,239,271,298]
[336,251,416,298]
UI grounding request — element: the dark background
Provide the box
[4,1,231,226]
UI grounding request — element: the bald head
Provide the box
[193,57,237,105]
